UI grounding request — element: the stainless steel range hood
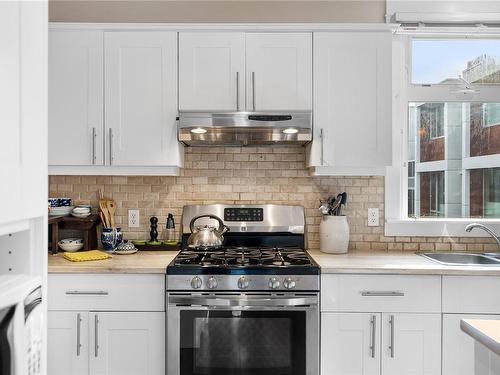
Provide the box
[178,111,312,146]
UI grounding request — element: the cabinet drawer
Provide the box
[321,274,441,313]
[443,276,500,313]
[48,274,165,311]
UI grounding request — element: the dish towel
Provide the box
[63,250,112,262]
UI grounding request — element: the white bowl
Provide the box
[73,207,91,214]
[58,238,84,252]
[49,206,74,216]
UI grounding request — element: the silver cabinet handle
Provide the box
[370,315,376,358]
[91,127,96,165]
[236,72,240,111]
[251,71,256,112]
[65,290,109,296]
[320,128,324,166]
[94,314,99,357]
[108,128,113,165]
[389,315,395,358]
[361,291,405,297]
[76,313,82,356]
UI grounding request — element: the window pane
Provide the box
[470,168,500,218]
[412,39,500,85]
[408,102,500,218]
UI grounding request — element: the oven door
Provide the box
[167,293,319,375]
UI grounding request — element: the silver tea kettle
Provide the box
[187,214,229,250]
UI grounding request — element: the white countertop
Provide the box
[307,250,500,276]
[48,251,177,273]
[48,249,500,276]
[461,319,500,355]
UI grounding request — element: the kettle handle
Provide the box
[189,214,228,235]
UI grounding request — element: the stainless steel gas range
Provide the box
[167,204,320,375]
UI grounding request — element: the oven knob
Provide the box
[190,276,202,289]
[207,276,218,289]
[283,277,296,289]
[238,276,249,289]
[268,277,280,289]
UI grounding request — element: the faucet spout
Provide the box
[465,223,500,247]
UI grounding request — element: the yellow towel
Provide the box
[63,250,112,262]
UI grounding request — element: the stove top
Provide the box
[175,246,314,267]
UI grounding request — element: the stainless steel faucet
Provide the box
[465,223,500,247]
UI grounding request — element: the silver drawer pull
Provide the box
[389,314,395,358]
[94,314,99,357]
[76,313,82,356]
[66,290,109,296]
[370,315,376,358]
[361,291,405,297]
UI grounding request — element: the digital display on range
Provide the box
[224,208,264,222]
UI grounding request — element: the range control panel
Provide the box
[224,207,264,222]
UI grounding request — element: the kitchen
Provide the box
[2,1,500,375]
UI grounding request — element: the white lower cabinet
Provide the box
[321,313,380,375]
[48,311,164,375]
[48,311,89,375]
[321,312,441,375]
[381,313,441,375]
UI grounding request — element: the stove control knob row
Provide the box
[207,276,218,289]
[190,276,202,289]
[269,277,280,289]
[238,276,249,289]
[283,277,296,289]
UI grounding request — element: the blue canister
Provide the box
[101,228,116,251]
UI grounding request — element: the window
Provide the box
[386,34,500,236]
[483,103,500,127]
[412,39,500,85]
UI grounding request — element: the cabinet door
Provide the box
[105,31,181,166]
[310,32,392,174]
[321,313,380,375]
[90,312,165,375]
[381,313,441,375]
[47,311,89,375]
[0,2,47,225]
[49,30,104,166]
[179,32,245,111]
[443,314,500,375]
[246,33,312,111]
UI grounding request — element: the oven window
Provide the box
[180,310,306,375]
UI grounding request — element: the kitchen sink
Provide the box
[419,252,500,266]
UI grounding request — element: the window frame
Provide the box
[483,103,500,127]
[386,31,500,237]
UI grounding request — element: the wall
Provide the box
[48,0,385,23]
[49,146,496,252]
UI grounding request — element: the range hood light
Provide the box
[282,127,299,134]
[190,127,207,134]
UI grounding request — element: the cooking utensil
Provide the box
[106,200,116,227]
[187,214,229,250]
[99,199,110,227]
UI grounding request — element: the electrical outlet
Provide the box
[367,208,380,227]
[128,209,140,228]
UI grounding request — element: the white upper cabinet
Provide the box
[309,31,392,176]
[49,31,104,166]
[105,31,180,166]
[179,32,245,111]
[0,2,47,225]
[246,33,312,111]
[178,32,312,112]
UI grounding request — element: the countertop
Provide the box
[48,251,178,274]
[307,250,500,276]
[461,319,500,355]
[48,249,500,276]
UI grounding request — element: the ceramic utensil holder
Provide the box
[319,215,350,254]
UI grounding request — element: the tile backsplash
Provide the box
[49,146,495,251]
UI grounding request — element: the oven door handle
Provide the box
[168,295,318,307]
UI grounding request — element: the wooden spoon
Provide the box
[106,200,116,228]
[99,199,110,227]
